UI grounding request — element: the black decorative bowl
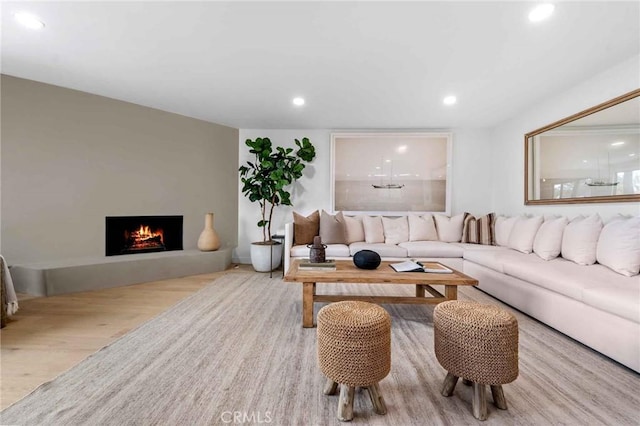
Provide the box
[353,250,381,270]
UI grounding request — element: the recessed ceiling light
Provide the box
[629,153,636,157]
[14,11,45,30]
[292,97,305,106]
[443,95,457,105]
[611,141,625,146]
[528,4,555,22]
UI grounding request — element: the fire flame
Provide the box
[134,225,162,241]
[124,224,164,250]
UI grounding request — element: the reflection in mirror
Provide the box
[525,89,640,204]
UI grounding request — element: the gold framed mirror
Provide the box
[525,89,640,205]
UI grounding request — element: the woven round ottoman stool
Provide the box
[317,301,391,422]
[434,300,518,421]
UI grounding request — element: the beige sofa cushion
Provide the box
[533,216,568,260]
[363,216,385,243]
[319,210,346,244]
[382,216,409,245]
[349,242,407,257]
[340,215,365,244]
[398,241,464,258]
[583,285,640,323]
[508,215,543,254]
[494,216,518,247]
[500,255,634,303]
[596,216,640,277]
[561,214,603,265]
[462,247,519,274]
[434,213,466,242]
[408,214,438,241]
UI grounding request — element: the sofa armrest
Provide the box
[284,222,294,274]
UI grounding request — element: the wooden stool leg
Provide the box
[323,377,339,395]
[491,385,508,410]
[462,378,472,386]
[472,382,488,421]
[366,383,387,415]
[337,385,355,422]
[441,372,459,397]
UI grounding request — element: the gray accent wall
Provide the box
[1,75,239,264]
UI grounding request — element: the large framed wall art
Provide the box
[331,132,452,214]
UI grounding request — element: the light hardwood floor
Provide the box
[0,264,256,409]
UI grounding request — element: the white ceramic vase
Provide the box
[197,213,221,251]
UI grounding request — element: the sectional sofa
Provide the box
[284,211,640,373]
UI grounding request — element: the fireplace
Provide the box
[105,216,183,256]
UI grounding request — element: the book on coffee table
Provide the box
[390,260,452,274]
[298,260,336,271]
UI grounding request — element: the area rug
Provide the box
[1,273,638,425]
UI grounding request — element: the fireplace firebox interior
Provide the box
[106,216,183,256]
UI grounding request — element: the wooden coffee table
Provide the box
[284,259,478,327]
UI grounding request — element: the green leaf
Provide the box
[240,136,316,239]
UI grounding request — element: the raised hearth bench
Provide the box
[10,248,233,296]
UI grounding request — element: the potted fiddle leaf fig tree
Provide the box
[239,136,316,271]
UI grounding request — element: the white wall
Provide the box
[490,55,640,220]
[236,128,493,263]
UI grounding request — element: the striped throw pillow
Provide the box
[462,213,495,245]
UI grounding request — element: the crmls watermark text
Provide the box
[220,411,273,424]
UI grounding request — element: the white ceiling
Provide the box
[1,1,639,130]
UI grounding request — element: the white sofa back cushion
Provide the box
[382,216,409,245]
[533,216,569,260]
[561,214,603,265]
[495,216,518,247]
[596,216,640,276]
[434,213,466,243]
[408,214,438,241]
[508,215,543,254]
[341,215,365,244]
[363,216,385,243]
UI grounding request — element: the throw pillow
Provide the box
[561,214,604,265]
[363,216,385,244]
[339,214,365,244]
[408,214,438,242]
[382,216,409,245]
[319,210,346,244]
[596,216,640,276]
[433,213,467,243]
[533,216,569,260]
[293,210,319,246]
[508,215,543,254]
[462,213,495,245]
[494,216,518,247]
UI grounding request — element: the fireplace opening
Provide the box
[106,216,183,256]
